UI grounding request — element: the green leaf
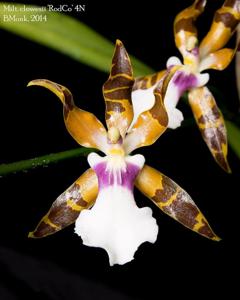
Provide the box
[0,147,95,176]
[225,120,240,160]
[0,2,154,76]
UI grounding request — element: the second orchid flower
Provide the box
[132,0,240,172]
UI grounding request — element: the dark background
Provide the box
[0,0,239,299]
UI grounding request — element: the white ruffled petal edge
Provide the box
[75,186,158,265]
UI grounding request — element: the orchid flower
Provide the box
[28,40,219,266]
[132,0,240,173]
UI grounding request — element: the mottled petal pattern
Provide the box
[174,0,206,65]
[135,165,220,241]
[130,71,167,130]
[132,70,166,91]
[164,68,209,129]
[188,86,231,173]
[124,83,168,154]
[28,79,108,153]
[29,168,98,238]
[200,0,240,58]
[103,40,134,137]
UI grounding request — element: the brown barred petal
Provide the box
[29,168,98,238]
[174,0,206,62]
[123,81,168,154]
[200,0,240,58]
[188,86,231,173]
[135,165,220,241]
[103,40,134,138]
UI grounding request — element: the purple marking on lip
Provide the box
[173,70,198,96]
[93,162,140,191]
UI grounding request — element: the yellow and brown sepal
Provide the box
[200,0,240,58]
[136,165,220,241]
[103,40,134,138]
[29,169,98,238]
[188,86,231,173]
[27,79,108,152]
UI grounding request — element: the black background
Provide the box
[0,0,239,299]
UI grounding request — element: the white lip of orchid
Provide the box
[75,140,159,266]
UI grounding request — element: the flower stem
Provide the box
[0,147,95,176]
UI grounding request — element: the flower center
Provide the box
[107,127,121,143]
